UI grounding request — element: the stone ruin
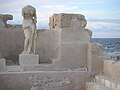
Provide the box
[0,14,13,28]
[0,5,120,90]
[0,14,22,30]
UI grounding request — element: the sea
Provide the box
[92,38,120,55]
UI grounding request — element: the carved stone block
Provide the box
[49,13,87,29]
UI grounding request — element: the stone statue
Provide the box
[22,5,37,54]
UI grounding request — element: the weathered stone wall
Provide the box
[0,71,90,90]
[54,42,88,69]
[53,26,92,69]
[61,28,92,42]
[0,28,90,67]
[0,29,24,64]
[87,43,104,74]
[36,29,61,63]
[104,60,120,80]
[0,29,61,64]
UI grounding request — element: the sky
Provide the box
[0,0,120,38]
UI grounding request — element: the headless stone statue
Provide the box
[22,5,37,54]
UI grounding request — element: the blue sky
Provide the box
[0,0,120,38]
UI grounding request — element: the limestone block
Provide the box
[36,42,61,63]
[95,75,120,90]
[6,66,23,72]
[0,29,61,64]
[70,15,87,29]
[59,14,92,43]
[0,14,13,28]
[0,58,6,72]
[111,82,117,90]
[117,84,120,90]
[95,75,99,82]
[101,78,105,85]
[88,43,103,56]
[22,64,54,71]
[87,55,104,74]
[54,43,88,69]
[105,80,111,88]
[49,13,87,29]
[86,82,110,90]
[36,30,61,63]
[0,58,5,66]
[104,60,120,80]
[49,16,54,29]
[53,14,61,29]
[37,29,61,43]
[0,30,24,65]
[19,54,39,65]
[61,14,72,28]
[61,28,91,42]
[87,43,104,74]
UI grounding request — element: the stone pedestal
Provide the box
[19,54,39,65]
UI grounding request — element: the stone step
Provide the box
[86,82,111,90]
[1,63,88,72]
[6,66,23,72]
[22,64,54,71]
[95,75,120,90]
[104,60,120,80]
[23,64,87,71]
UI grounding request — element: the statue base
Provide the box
[19,54,39,65]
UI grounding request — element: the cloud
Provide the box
[7,5,80,26]
[0,0,105,6]
[0,0,106,13]
[37,5,79,19]
[36,5,80,29]
[39,0,105,5]
[87,21,120,38]
[87,19,120,24]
